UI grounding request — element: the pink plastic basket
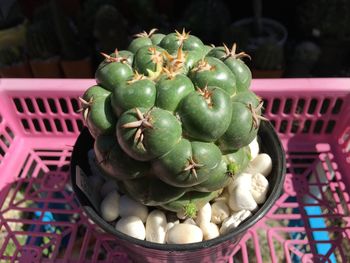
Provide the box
[0,78,349,262]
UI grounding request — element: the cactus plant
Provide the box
[26,22,60,60]
[0,1,24,30]
[253,41,284,70]
[178,0,231,45]
[49,0,86,60]
[80,29,267,218]
[93,5,128,54]
[0,46,23,66]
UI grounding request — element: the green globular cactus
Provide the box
[79,29,267,218]
[26,22,60,60]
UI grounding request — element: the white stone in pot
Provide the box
[211,201,230,224]
[115,216,146,240]
[228,173,258,212]
[100,180,118,198]
[220,210,252,235]
[245,153,272,177]
[201,222,220,240]
[145,209,167,244]
[165,220,180,232]
[100,190,120,222]
[183,218,197,225]
[119,195,148,223]
[251,173,269,204]
[166,223,203,244]
[214,187,230,203]
[195,202,211,227]
[248,137,260,160]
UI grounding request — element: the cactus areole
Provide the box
[80,29,267,218]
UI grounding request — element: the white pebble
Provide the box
[214,187,230,203]
[100,180,118,198]
[183,218,197,225]
[248,137,260,160]
[119,195,148,223]
[116,216,146,240]
[251,173,269,204]
[100,190,120,222]
[195,202,211,227]
[227,173,250,194]
[211,201,230,224]
[245,153,272,177]
[201,222,220,240]
[166,224,203,244]
[145,210,167,243]
[220,210,252,235]
[165,220,179,232]
[228,173,258,212]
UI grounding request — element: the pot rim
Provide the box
[70,120,286,252]
[232,17,288,46]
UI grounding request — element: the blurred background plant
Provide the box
[0,0,349,78]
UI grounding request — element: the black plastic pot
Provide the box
[70,120,286,263]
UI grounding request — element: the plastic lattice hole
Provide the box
[21,119,30,131]
[25,98,35,113]
[5,127,14,139]
[76,119,84,131]
[313,120,324,134]
[302,120,312,134]
[271,98,281,114]
[13,98,24,113]
[307,98,318,114]
[261,99,268,114]
[320,98,330,114]
[70,98,80,113]
[325,120,336,134]
[65,119,74,132]
[332,98,343,114]
[35,98,46,113]
[54,119,63,132]
[296,98,305,114]
[283,98,293,114]
[59,99,69,114]
[43,119,52,132]
[0,125,14,163]
[279,120,288,133]
[32,119,41,132]
[48,99,58,114]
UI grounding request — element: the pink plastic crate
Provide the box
[0,78,349,262]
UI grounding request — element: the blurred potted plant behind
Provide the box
[26,4,62,78]
[0,1,32,77]
[223,0,287,78]
[50,0,93,78]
